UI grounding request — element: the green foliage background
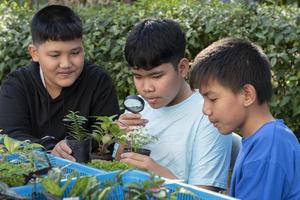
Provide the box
[0,0,299,136]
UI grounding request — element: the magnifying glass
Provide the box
[124,95,145,113]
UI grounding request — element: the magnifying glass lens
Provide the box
[124,95,145,113]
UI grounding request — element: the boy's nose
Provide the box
[142,80,155,92]
[59,58,71,68]
[202,101,212,116]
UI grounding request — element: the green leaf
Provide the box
[4,135,21,153]
[275,34,283,45]
[280,96,290,107]
[270,57,277,67]
[59,171,76,197]
[41,179,64,198]
[102,134,112,144]
[97,186,113,200]
[69,176,90,197]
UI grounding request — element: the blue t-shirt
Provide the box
[230,120,300,200]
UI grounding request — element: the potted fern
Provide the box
[63,111,91,163]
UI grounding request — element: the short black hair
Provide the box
[31,5,82,44]
[190,37,273,104]
[124,18,186,70]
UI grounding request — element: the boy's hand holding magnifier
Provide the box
[117,95,148,132]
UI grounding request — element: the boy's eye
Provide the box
[71,51,80,55]
[49,54,59,58]
[209,98,217,102]
[152,74,162,79]
[134,76,142,80]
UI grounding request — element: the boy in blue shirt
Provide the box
[190,37,300,199]
[115,19,232,192]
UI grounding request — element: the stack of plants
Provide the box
[64,111,157,172]
[0,134,50,187]
[12,169,199,200]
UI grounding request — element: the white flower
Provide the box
[120,126,157,150]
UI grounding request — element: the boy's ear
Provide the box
[177,58,189,78]
[28,44,39,62]
[241,84,256,107]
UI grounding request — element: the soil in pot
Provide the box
[65,136,91,163]
[90,152,113,161]
[124,147,151,156]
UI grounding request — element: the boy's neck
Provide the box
[39,66,61,99]
[240,103,275,138]
[167,81,193,106]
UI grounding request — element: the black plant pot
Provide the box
[90,153,113,161]
[65,136,91,163]
[124,147,151,156]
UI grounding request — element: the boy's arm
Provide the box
[120,152,178,179]
[0,74,61,150]
[0,76,47,145]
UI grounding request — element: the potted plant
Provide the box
[63,111,92,163]
[88,115,139,171]
[119,126,157,156]
[90,115,125,161]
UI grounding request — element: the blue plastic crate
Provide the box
[11,170,238,200]
[11,170,153,200]
[97,170,158,200]
[10,172,116,200]
[102,171,238,200]
[48,154,107,176]
[164,183,238,200]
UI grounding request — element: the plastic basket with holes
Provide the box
[11,169,238,200]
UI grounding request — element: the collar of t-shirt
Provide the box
[39,65,46,87]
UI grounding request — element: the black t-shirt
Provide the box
[0,61,120,150]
